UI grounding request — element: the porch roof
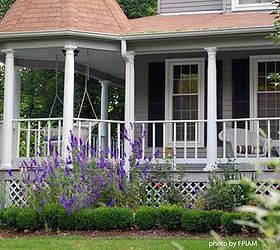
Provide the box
[129,12,275,35]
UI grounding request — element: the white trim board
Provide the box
[232,0,275,11]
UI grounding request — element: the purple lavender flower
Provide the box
[119,182,124,191]
[77,184,83,193]
[108,198,115,207]
[94,187,100,199]
[7,168,13,177]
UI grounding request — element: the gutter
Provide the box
[0,26,274,43]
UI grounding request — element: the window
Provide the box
[250,56,280,139]
[165,58,205,146]
[232,0,274,11]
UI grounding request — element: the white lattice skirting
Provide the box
[1,180,279,209]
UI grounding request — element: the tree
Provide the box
[0,0,14,19]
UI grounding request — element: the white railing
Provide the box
[134,120,207,164]
[217,117,280,161]
[12,118,125,159]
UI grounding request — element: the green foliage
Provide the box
[202,170,253,211]
[16,209,41,231]
[0,207,22,228]
[158,205,183,231]
[117,0,157,19]
[73,209,97,230]
[181,210,223,233]
[135,206,158,230]
[92,207,133,230]
[221,212,242,234]
[0,0,15,19]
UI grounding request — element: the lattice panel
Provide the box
[145,181,207,206]
[255,182,280,196]
[5,180,26,208]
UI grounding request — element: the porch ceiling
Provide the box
[2,47,125,86]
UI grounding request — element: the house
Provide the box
[0,0,278,178]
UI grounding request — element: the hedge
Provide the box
[135,206,158,230]
[158,205,183,231]
[181,210,223,233]
[0,206,249,234]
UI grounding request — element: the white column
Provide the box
[124,53,135,172]
[1,49,15,169]
[12,66,21,158]
[62,45,77,158]
[204,47,217,171]
[100,80,110,150]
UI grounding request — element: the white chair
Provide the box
[218,128,268,157]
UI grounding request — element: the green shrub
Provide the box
[135,206,158,230]
[181,210,223,233]
[73,209,96,230]
[221,212,242,234]
[41,204,73,230]
[92,207,133,230]
[158,205,183,231]
[1,207,23,228]
[16,209,41,231]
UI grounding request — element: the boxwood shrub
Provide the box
[158,205,183,231]
[16,209,41,231]
[92,207,134,230]
[221,212,242,234]
[135,206,158,230]
[181,210,223,233]
[73,209,97,230]
[0,207,23,228]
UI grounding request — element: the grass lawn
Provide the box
[0,236,262,250]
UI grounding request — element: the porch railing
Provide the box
[217,117,280,162]
[134,120,207,164]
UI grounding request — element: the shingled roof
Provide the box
[0,0,132,34]
[0,0,275,36]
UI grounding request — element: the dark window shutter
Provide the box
[232,59,249,126]
[148,62,165,147]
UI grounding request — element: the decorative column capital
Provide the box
[63,45,78,57]
[2,49,14,57]
[99,80,111,89]
[126,52,135,62]
[205,47,217,59]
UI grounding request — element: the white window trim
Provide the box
[232,0,275,11]
[250,55,280,119]
[165,58,205,148]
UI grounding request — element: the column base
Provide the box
[1,163,13,170]
[203,163,217,172]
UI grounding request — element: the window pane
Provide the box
[258,77,266,91]
[181,79,191,94]
[173,66,180,79]
[173,80,181,94]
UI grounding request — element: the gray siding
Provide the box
[159,0,223,14]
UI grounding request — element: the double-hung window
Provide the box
[232,0,274,11]
[250,55,280,140]
[165,58,205,147]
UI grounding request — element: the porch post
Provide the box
[62,45,77,158]
[100,80,110,151]
[1,49,15,169]
[124,52,135,172]
[205,47,217,171]
[13,66,21,158]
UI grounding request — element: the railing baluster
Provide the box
[78,121,82,142]
[279,120,280,159]
[268,120,271,158]
[184,122,187,160]
[173,122,177,159]
[234,121,237,158]
[257,120,260,159]
[245,120,248,158]
[26,121,31,158]
[142,123,145,160]
[152,123,156,159]
[163,123,166,159]
[17,121,21,157]
[37,121,41,156]
[195,122,198,159]
[117,123,121,159]
[58,120,61,156]
[223,121,226,159]
[88,122,92,158]
[98,122,102,156]
[107,122,111,159]
[47,120,51,157]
